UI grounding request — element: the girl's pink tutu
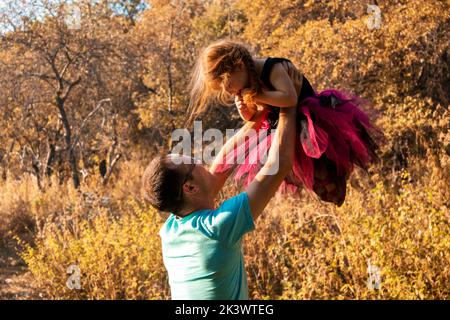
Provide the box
[213,58,383,206]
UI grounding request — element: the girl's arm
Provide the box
[251,62,302,108]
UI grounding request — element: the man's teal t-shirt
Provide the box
[159,192,255,300]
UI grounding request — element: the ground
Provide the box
[0,240,40,299]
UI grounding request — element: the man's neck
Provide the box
[177,200,215,218]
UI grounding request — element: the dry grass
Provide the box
[0,0,448,300]
[244,165,449,299]
[0,151,446,299]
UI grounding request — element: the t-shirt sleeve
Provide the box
[201,192,255,246]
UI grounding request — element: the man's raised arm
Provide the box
[208,110,266,197]
[245,106,297,221]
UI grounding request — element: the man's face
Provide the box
[165,154,213,201]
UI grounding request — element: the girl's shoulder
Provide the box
[259,57,291,89]
[254,58,268,75]
[255,57,290,76]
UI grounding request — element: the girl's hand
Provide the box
[235,94,257,122]
[240,88,256,106]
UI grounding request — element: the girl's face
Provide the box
[223,63,249,95]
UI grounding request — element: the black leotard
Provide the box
[259,57,315,129]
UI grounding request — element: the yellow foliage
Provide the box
[0,0,449,300]
[20,197,169,299]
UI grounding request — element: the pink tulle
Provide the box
[213,89,383,205]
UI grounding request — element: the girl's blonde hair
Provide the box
[187,40,261,125]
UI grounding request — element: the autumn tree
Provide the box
[0,0,146,188]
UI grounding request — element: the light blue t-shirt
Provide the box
[159,192,255,300]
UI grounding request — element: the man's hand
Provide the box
[281,60,303,97]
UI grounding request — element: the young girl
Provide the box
[188,40,383,206]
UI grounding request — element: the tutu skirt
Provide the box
[213,89,383,206]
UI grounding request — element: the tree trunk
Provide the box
[45,138,55,178]
[167,22,174,113]
[56,97,80,189]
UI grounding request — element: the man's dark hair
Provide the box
[141,155,186,214]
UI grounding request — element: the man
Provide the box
[141,66,299,300]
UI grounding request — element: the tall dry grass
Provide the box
[0,149,446,299]
[245,165,449,299]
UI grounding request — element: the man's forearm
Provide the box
[245,106,296,221]
[209,111,266,196]
[263,107,296,172]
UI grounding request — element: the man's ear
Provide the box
[183,181,199,195]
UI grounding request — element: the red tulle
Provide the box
[213,89,383,206]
